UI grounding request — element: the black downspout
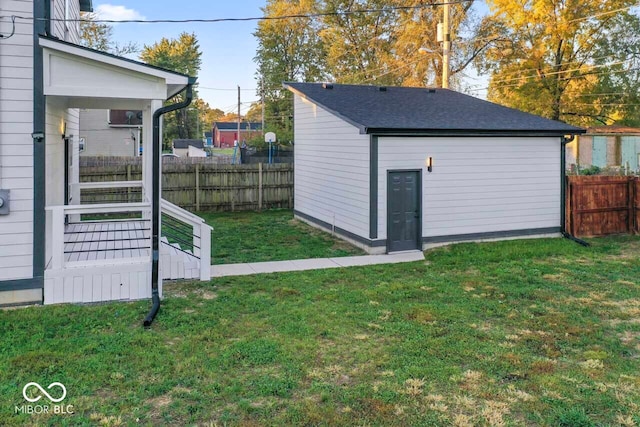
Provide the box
[143,79,196,328]
[32,0,48,296]
[44,0,51,36]
[561,135,590,247]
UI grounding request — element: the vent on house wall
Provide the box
[428,89,436,93]
[379,86,387,92]
[322,83,334,89]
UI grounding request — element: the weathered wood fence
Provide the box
[80,160,294,212]
[566,176,639,237]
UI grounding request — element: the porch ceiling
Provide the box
[40,37,190,109]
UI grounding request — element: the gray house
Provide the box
[285,83,584,253]
[173,139,206,157]
[80,109,142,157]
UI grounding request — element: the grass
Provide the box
[199,209,365,264]
[2,236,640,426]
[208,148,235,155]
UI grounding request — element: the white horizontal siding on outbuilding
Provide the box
[377,136,561,241]
[286,82,583,253]
[293,94,370,239]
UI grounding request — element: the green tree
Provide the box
[254,0,325,137]
[478,0,640,126]
[392,0,487,88]
[79,12,138,55]
[192,99,225,135]
[254,1,482,137]
[319,0,397,85]
[140,33,203,146]
[589,13,640,126]
[245,102,263,123]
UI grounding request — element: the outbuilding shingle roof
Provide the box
[214,122,262,131]
[173,139,204,149]
[284,82,584,136]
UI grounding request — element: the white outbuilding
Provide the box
[285,82,585,253]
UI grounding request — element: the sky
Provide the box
[96,1,491,115]
[95,0,266,116]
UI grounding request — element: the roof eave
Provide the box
[285,82,368,133]
[366,128,586,137]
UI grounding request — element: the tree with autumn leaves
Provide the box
[255,0,640,130]
[478,0,640,126]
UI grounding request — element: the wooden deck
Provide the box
[64,220,151,262]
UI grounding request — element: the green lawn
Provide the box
[208,148,235,156]
[2,236,640,426]
[200,209,365,264]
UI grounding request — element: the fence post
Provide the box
[627,177,635,234]
[258,163,263,211]
[565,177,571,235]
[127,164,132,202]
[632,177,638,234]
[195,163,200,211]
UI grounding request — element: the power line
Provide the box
[7,1,474,25]
[361,58,422,83]
[470,53,630,82]
[484,59,631,86]
[199,87,256,91]
[474,66,640,92]
[470,60,635,91]
[567,5,637,23]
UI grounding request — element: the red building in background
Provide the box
[212,122,263,148]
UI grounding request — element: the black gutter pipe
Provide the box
[561,135,590,247]
[44,0,51,36]
[144,78,196,328]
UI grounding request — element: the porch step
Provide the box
[160,236,200,280]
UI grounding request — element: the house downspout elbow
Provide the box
[143,78,196,328]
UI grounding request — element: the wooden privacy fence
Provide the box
[566,176,639,237]
[80,162,294,212]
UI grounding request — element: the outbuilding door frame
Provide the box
[386,169,422,253]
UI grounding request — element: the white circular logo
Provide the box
[22,382,67,403]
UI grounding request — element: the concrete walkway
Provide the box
[211,251,425,278]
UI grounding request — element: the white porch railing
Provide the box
[161,199,212,280]
[75,180,144,190]
[46,202,152,269]
[47,180,211,281]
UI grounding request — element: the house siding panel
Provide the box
[79,109,139,157]
[51,0,80,42]
[0,0,34,281]
[293,94,370,238]
[621,136,640,171]
[377,136,561,240]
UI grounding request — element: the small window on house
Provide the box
[79,137,86,152]
[109,110,143,126]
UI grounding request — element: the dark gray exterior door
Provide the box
[387,170,421,252]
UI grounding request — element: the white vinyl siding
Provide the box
[45,262,152,304]
[51,0,80,42]
[0,0,34,280]
[44,97,79,265]
[293,94,370,238]
[79,110,139,157]
[378,136,561,240]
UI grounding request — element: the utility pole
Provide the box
[442,1,451,89]
[261,78,265,136]
[237,85,241,147]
